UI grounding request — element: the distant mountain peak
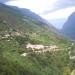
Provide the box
[62,12,75,39]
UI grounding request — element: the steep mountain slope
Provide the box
[62,12,75,39]
[0,3,69,46]
[9,6,45,22]
[4,4,50,26]
[0,3,75,75]
[6,4,58,32]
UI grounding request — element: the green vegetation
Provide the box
[0,4,75,75]
[0,40,73,75]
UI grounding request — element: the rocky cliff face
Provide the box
[62,12,75,39]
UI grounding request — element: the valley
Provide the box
[0,3,75,75]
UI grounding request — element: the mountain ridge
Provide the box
[62,12,75,39]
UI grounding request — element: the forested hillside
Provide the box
[0,3,75,75]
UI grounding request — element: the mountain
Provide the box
[62,12,75,39]
[6,4,51,25]
[0,3,74,75]
[9,6,44,21]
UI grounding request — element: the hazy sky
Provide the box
[1,0,75,29]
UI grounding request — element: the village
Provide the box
[21,43,61,56]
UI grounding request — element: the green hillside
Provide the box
[0,4,75,75]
